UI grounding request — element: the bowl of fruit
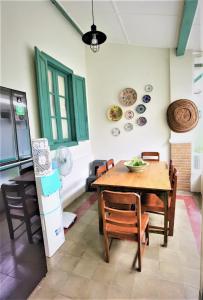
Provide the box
[124,157,149,173]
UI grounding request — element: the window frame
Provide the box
[35,49,78,150]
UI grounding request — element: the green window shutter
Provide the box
[73,75,89,141]
[35,47,52,143]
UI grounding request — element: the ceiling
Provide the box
[59,0,200,50]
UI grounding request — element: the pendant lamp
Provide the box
[82,0,107,53]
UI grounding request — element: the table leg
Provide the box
[163,191,168,247]
[97,187,103,234]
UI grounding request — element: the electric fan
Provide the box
[53,146,77,229]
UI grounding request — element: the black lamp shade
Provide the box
[82,24,107,45]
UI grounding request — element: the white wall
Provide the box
[1,1,93,206]
[169,49,194,143]
[86,43,170,162]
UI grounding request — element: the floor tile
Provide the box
[183,267,200,288]
[72,256,99,279]
[157,280,185,299]
[56,254,80,273]
[184,284,199,300]
[92,263,117,284]
[107,282,132,299]
[58,274,91,298]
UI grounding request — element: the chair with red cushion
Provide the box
[101,190,149,271]
[141,168,177,237]
[106,159,114,170]
[96,164,107,177]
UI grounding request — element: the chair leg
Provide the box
[137,238,142,272]
[146,224,149,246]
[168,207,175,236]
[6,214,14,240]
[25,218,33,244]
[103,234,110,263]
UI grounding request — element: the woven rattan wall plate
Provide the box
[167,99,199,133]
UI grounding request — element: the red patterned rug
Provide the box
[177,194,201,251]
[65,193,201,252]
[64,193,97,234]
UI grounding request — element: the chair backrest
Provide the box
[20,165,34,175]
[1,184,25,211]
[141,152,160,161]
[170,168,177,207]
[106,159,114,170]
[96,164,107,177]
[101,191,141,238]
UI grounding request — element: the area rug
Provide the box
[64,192,201,252]
[64,193,97,234]
[177,194,201,251]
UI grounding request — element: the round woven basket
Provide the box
[167,99,199,133]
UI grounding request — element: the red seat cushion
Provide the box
[106,213,149,239]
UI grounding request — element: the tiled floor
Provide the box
[29,192,201,299]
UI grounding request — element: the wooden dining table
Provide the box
[92,160,171,247]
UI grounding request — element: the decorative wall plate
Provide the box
[124,123,133,131]
[119,88,137,106]
[142,95,151,103]
[167,99,199,133]
[107,105,123,121]
[111,128,120,136]
[137,117,147,126]
[135,104,146,114]
[125,110,134,120]
[144,84,153,92]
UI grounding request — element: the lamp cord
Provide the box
[92,0,94,25]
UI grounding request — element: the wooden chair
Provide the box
[1,183,40,243]
[106,159,114,170]
[101,190,149,271]
[141,152,160,161]
[96,164,107,177]
[141,168,177,237]
[20,165,37,198]
[86,160,107,192]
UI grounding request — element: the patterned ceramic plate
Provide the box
[125,110,134,120]
[107,105,123,121]
[135,104,146,114]
[137,117,147,126]
[142,95,151,103]
[119,88,137,106]
[144,84,153,92]
[124,123,133,131]
[111,128,120,136]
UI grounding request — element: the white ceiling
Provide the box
[59,0,200,50]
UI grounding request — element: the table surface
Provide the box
[92,160,171,192]
[10,171,35,183]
